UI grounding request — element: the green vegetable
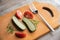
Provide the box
[12,16,26,30]
[22,17,36,32]
[30,19,39,26]
[7,24,14,34]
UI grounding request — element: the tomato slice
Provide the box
[24,10,34,19]
[15,10,23,19]
[15,32,26,38]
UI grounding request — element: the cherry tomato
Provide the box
[24,10,33,19]
[15,10,23,19]
[15,32,26,38]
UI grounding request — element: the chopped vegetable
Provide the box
[15,10,23,19]
[22,17,36,32]
[15,32,26,38]
[24,10,33,19]
[12,16,26,31]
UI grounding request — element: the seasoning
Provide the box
[30,19,39,26]
[7,23,14,34]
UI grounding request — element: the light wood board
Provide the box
[0,1,60,40]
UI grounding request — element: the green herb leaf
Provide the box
[7,23,14,34]
[30,19,39,26]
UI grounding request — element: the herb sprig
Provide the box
[30,19,39,26]
[7,23,14,34]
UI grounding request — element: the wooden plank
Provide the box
[0,1,60,40]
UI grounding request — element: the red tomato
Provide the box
[15,10,23,19]
[24,10,33,19]
[15,32,26,38]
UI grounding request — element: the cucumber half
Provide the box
[12,16,26,30]
[22,17,36,32]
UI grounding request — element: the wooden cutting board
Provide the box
[0,1,60,40]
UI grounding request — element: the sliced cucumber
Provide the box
[12,16,26,30]
[22,17,36,32]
